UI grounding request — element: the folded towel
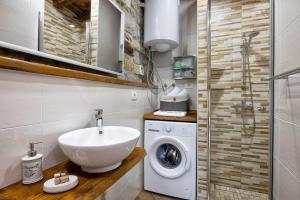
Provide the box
[153,110,187,117]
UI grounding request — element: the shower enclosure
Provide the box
[206,0,272,199]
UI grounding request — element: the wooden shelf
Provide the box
[144,110,197,123]
[0,147,146,200]
[0,56,148,88]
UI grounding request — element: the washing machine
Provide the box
[144,120,196,200]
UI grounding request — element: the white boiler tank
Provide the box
[144,0,179,52]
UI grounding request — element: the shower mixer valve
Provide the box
[232,102,265,112]
[232,103,242,112]
[256,105,266,111]
[242,101,253,111]
[232,102,254,112]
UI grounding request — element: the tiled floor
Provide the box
[137,186,269,200]
[211,185,269,200]
[136,191,180,200]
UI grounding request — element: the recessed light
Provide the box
[69,24,75,28]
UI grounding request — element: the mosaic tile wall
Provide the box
[197,0,271,199]
[197,0,209,199]
[43,0,86,63]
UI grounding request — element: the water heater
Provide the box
[144,0,179,52]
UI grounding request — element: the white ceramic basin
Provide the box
[58,126,140,173]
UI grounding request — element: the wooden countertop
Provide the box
[0,147,146,200]
[144,110,197,123]
[0,56,148,88]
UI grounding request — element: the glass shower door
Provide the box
[208,0,271,199]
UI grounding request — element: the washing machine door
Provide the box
[149,136,191,179]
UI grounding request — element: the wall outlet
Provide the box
[131,90,138,101]
[139,65,144,76]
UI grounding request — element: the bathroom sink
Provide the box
[58,126,140,173]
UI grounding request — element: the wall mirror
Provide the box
[0,0,125,75]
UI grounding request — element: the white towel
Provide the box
[153,110,187,117]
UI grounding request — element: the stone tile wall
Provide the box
[43,0,86,63]
[113,0,147,80]
[90,0,98,66]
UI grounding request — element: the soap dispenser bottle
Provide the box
[21,142,43,184]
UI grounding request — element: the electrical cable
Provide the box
[145,48,176,110]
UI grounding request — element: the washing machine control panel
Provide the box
[145,120,196,137]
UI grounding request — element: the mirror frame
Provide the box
[0,0,126,77]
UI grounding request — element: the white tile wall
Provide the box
[274,0,300,199]
[273,118,280,159]
[273,158,279,200]
[276,78,300,125]
[275,0,300,74]
[278,162,300,200]
[278,119,300,180]
[0,71,43,129]
[0,68,157,200]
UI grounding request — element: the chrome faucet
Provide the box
[95,109,103,134]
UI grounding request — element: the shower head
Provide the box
[246,31,260,47]
[249,31,259,38]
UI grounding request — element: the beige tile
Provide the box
[211,185,268,200]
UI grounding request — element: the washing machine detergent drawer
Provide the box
[144,120,196,200]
